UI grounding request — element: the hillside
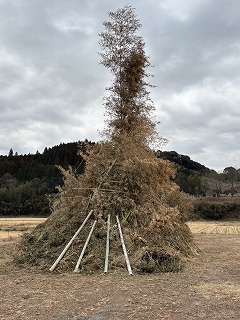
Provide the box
[0,141,93,216]
[157,150,211,174]
[0,141,237,216]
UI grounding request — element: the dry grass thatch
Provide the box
[15,139,198,273]
[15,6,198,273]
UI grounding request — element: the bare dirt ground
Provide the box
[0,221,240,320]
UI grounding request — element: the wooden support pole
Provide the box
[104,214,111,273]
[116,215,133,275]
[49,210,93,272]
[74,220,97,272]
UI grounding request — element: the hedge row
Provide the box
[194,201,240,220]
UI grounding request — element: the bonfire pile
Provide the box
[15,6,198,273]
[16,138,197,273]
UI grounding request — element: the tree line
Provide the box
[158,151,240,197]
[0,141,93,216]
[0,140,239,216]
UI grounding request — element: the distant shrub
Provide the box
[194,201,240,220]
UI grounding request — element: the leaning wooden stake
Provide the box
[49,210,93,272]
[104,214,111,273]
[116,215,133,275]
[74,220,97,272]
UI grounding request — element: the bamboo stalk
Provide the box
[116,215,133,275]
[80,160,117,215]
[74,220,97,272]
[98,159,117,190]
[49,210,93,272]
[104,214,111,273]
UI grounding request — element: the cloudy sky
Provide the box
[0,0,240,171]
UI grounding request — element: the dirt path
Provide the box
[1,222,240,319]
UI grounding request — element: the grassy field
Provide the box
[1,216,240,238]
[188,221,240,234]
[0,217,46,239]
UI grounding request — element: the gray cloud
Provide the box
[0,0,240,171]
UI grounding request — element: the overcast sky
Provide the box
[0,0,240,171]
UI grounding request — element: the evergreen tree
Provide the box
[8,148,14,157]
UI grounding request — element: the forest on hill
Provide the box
[0,140,239,216]
[0,141,93,216]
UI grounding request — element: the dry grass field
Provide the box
[0,217,46,239]
[187,221,240,234]
[0,218,240,319]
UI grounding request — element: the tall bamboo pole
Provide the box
[74,220,97,272]
[49,210,93,272]
[104,214,111,273]
[116,215,133,275]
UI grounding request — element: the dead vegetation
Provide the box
[15,6,198,273]
[15,141,197,273]
[0,218,46,239]
[0,218,46,231]
[188,221,240,234]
